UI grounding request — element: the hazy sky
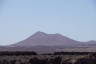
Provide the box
[0,0,96,45]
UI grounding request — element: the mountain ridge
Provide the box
[11,31,96,47]
[0,31,96,53]
[11,31,80,46]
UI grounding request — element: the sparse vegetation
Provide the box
[0,51,96,64]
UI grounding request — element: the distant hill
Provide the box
[0,31,96,53]
[11,31,82,46]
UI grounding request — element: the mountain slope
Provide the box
[0,31,96,53]
[11,31,81,47]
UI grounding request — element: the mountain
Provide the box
[84,40,96,46]
[0,31,96,53]
[87,40,96,44]
[11,31,81,47]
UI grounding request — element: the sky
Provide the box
[0,0,96,45]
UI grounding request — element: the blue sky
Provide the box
[0,0,96,45]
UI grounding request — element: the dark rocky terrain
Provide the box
[0,53,96,64]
